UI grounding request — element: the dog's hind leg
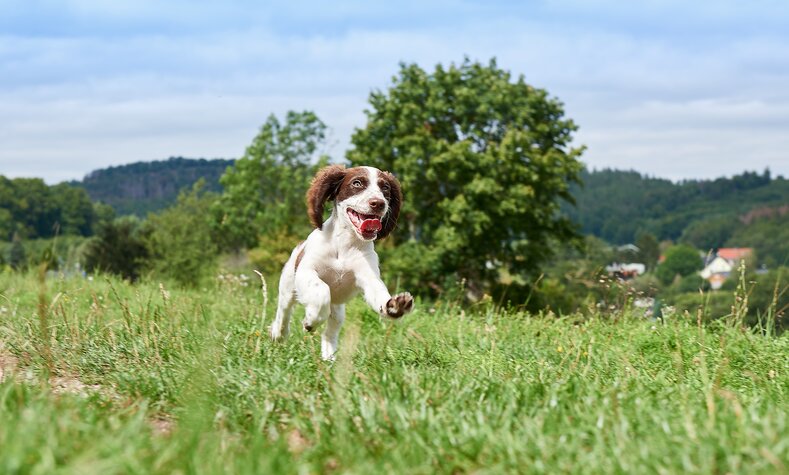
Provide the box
[321,304,345,361]
[271,262,297,341]
[296,270,331,333]
[270,290,295,341]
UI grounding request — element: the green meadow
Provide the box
[0,270,787,474]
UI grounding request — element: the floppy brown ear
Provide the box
[377,171,402,240]
[307,165,347,229]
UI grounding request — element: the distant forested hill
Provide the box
[564,168,789,261]
[73,157,234,216]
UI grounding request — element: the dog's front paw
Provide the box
[270,324,288,341]
[384,292,414,319]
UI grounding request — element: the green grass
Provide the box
[0,270,787,474]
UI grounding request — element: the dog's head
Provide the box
[307,165,402,241]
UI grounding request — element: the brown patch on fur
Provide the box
[377,171,402,240]
[335,167,371,202]
[307,165,347,229]
[294,242,306,270]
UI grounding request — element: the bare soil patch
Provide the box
[0,341,174,435]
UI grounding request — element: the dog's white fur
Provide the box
[270,165,413,360]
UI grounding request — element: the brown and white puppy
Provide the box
[270,165,414,360]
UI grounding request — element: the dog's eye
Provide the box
[351,179,363,188]
[380,183,390,191]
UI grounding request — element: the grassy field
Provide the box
[0,270,787,474]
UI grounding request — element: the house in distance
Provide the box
[700,247,753,289]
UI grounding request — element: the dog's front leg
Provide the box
[356,268,414,319]
[321,304,345,361]
[295,269,331,332]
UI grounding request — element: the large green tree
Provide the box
[348,59,584,299]
[213,111,329,249]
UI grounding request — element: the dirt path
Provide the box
[0,344,19,382]
[1,344,103,396]
[0,341,174,435]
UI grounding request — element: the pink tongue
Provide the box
[360,219,382,233]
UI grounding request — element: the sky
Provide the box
[1,0,788,183]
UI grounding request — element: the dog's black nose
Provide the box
[369,199,384,211]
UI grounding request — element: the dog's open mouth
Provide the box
[347,208,382,239]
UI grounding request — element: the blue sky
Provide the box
[2,0,788,183]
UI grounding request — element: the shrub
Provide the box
[145,182,218,287]
[656,245,702,285]
[83,217,149,281]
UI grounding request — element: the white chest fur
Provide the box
[318,257,359,303]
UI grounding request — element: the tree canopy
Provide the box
[349,58,584,298]
[213,111,329,249]
[0,177,98,240]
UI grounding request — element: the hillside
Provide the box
[77,161,788,240]
[564,168,789,246]
[73,157,234,216]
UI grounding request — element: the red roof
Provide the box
[717,248,752,261]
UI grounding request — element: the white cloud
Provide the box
[576,97,789,179]
[1,2,788,183]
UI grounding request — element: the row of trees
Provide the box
[0,176,112,240]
